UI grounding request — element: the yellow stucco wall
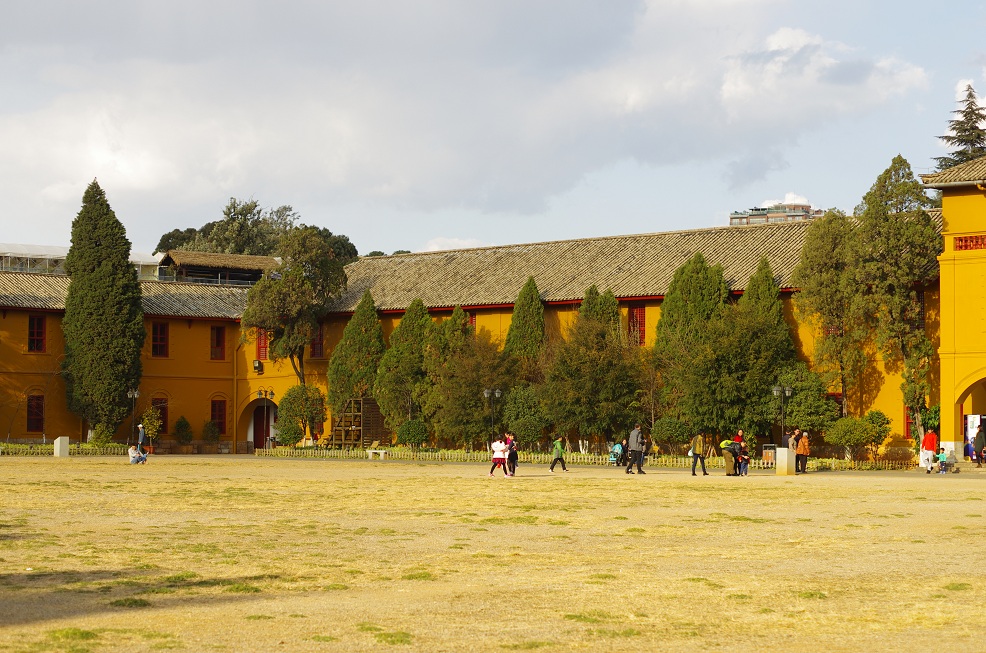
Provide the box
[938,186,986,448]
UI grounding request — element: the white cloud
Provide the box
[759,192,810,207]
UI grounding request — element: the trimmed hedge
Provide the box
[0,443,129,456]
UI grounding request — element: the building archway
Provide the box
[951,371,986,454]
[239,397,278,450]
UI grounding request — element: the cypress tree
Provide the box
[504,277,545,359]
[504,277,546,383]
[62,180,144,441]
[327,290,385,418]
[656,252,727,335]
[374,298,431,430]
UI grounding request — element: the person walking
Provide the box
[505,432,519,476]
[921,429,938,473]
[795,430,810,474]
[489,436,510,477]
[549,435,568,473]
[625,424,645,475]
[975,424,985,468]
[690,433,708,476]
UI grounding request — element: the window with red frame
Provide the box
[468,312,476,329]
[310,324,324,358]
[28,315,46,352]
[151,322,169,357]
[152,398,169,434]
[256,329,268,361]
[904,409,914,440]
[26,395,44,432]
[628,304,646,346]
[210,326,225,360]
[211,399,227,434]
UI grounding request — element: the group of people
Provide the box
[489,432,520,477]
[127,422,148,464]
[691,427,811,476]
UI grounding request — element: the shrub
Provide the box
[397,419,429,447]
[141,406,162,443]
[173,416,193,445]
[824,417,879,460]
[89,423,115,445]
[651,416,690,450]
[276,384,327,447]
[202,420,220,443]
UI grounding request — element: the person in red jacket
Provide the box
[920,430,938,474]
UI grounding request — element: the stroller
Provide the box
[608,442,624,466]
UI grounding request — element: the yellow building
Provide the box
[0,208,949,451]
[922,157,986,451]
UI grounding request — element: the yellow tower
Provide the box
[923,157,986,451]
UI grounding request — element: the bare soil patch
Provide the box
[0,457,981,652]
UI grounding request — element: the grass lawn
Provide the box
[0,456,981,652]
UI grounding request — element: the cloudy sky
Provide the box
[2,1,983,256]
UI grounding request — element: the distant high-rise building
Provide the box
[729,203,823,226]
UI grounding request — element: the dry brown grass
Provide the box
[0,457,981,652]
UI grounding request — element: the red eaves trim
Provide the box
[0,306,64,315]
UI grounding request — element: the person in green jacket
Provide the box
[549,435,568,473]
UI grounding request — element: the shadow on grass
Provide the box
[0,567,284,627]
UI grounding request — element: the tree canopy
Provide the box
[62,181,145,439]
[241,225,347,384]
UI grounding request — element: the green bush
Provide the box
[89,423,115,445]
[397,419,429,447]
[824,416,880,460]
[173,416,193,445]
[202,420,221,443]
[651,416,690,449]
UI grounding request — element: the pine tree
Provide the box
[374,299,431,430]
[935,83,986,171]
[855,155,942,440]
[326,290,385,417]
[792,209,871,415]
[62,180,145,439]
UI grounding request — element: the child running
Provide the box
[489,436,510,477]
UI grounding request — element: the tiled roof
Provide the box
[0,273,248,319]
[921,155,986,187]
[328,221,816,312]
[162,250,279,271]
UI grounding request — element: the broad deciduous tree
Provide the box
[242,225,346,384]
[276,384,327,446]
[62,180,145,440]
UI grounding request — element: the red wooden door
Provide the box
[253,406,269,449]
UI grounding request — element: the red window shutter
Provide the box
[211,399,227,434]
[28,315,46,352]
[26,395,44,432]
[256,330,268,361]
[210,326,225,360]
[310,325,324,358]
[628,304,646,346]
[152,322,169,357]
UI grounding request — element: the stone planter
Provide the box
[199,443,218,454]
[175,444,194,455]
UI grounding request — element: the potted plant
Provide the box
[141,405,162,454]
[201,420,220,454]
[174,416,194,454]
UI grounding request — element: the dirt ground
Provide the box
[0,456,983,652]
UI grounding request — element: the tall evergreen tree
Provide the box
[578,285,620,325]
[242,225,346,384]
[855,155,943,440]
[374,299,431,430]
[935,83,986,171]
[653,252,728,431]
[62,181,145,440]
[792,209,871,415]
[542,287,639,443]
[327,290,385,418]
[504,277,546,383]
[732,257,797,434]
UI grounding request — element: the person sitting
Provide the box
[128,445,147,465]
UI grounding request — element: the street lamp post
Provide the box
[483,388,502,443]
[127,388,140,446]
[772,385,793,445]
[257,388,275,448]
